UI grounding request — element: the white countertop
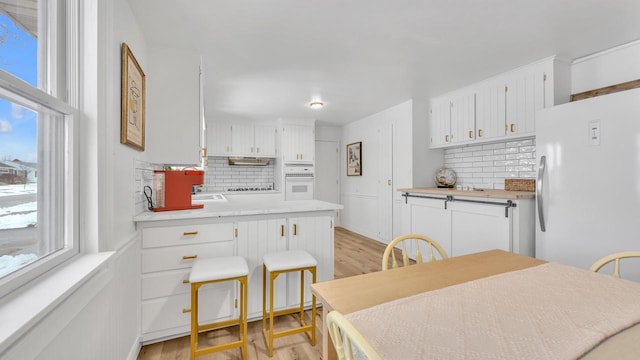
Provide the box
[133,193,343,223]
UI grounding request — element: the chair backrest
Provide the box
[589,251,640,278]
[326,311,382,360]
[382,233,448,271]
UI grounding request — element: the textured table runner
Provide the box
[345,262,640,359]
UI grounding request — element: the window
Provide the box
[0,0,78,296]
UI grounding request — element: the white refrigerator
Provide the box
[536,88,640,278]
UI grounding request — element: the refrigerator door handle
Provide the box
[537,155,546,232]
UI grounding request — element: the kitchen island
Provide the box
[134,194,342,344]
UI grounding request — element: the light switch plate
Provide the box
[589,120,600,146]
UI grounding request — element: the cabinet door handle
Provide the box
[182,308,191,313]
[510,124,515,133]
[251,147,254,153]
[182,279,190,284]
[183,231,198,236]
[477,129,483,137]
[468,130,473,139]
[182,255,198,260]
[293,224,297,236]
[445,135,449,142]
[256,147,260,153]
[280,224,284,237]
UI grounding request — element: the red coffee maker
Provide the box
[152,170,204,212]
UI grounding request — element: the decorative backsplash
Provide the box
[203,156,275,193]
[442,137,536,190]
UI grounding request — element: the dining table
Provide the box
[310,249,640,360]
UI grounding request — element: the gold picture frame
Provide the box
[121,43,146,151]
[347,141,362,176]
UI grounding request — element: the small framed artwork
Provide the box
[346,141,362,176]
[121,43,146,151]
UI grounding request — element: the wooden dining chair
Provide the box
[326,311,382,360]
[382,234,448,270]
[589,251,640,278]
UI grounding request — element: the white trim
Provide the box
[572,39,640,64]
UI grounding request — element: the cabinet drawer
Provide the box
[142,241,234,273]
[142,284,235,335]
[142,222,234,249]
[142,269,191,300]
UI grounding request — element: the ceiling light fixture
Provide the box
[309,101,324,110]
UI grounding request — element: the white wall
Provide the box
[572,40,640,94]
[146,47,202,165]
[341,100,443,243]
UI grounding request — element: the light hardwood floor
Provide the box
[137,227,391,360]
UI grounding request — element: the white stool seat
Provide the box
[190,256,248,283]
[263,250,317,272]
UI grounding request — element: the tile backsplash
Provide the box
[203,156,275,192]
[442,137,536,190]
[133,159,160,215]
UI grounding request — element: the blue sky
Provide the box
[0,13,38,163]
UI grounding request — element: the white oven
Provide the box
[284,166,314,200]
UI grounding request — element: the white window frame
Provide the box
[0,0,79,298]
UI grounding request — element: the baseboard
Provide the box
[127,337,142,360]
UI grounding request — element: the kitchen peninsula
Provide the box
[134,194,342,343]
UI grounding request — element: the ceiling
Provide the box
[128,0,640,126]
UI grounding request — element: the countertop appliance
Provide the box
[152,170,205,211]
[536,88,640,279]
[284,165,314,200]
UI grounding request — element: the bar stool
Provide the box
[189,256,249,360]
[262,250,317,357]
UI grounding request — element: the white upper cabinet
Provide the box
[281,122,315,163]
[208,122,277,157]
[254,124,277,157]
[428,56,570,149]
[475,78,506,141]
[208,121,232,156]
[429,97,451,147]
[450,91,476,144]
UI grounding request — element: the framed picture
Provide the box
[346,141,362,176]
[121,43,146,151]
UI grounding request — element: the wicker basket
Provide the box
[505,178,535,192]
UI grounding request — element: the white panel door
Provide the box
[230,123,254,156]
[315,140,340,204]
[409,198,452,256]
[254,124,277,157]
[429,97,451,147]
[450,202,511,256]
[236,218,288,318]
[287,216,333,306]
[208,121,232,156]
[450,91,475,144]
[298,125,315,162]
[475,79,506,140]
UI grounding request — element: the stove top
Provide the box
[227,187,273,192]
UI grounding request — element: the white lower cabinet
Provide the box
[138,211,336,344]
[406,195,534,257]
[409,197,452,256]
[236,218,288,319]
[450,202,511,256]
[286,216,334,307]
[140,222,236,342]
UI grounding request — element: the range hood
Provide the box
[228,157,272,166]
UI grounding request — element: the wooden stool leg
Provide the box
[262,264,266,338]
[241,276,248,359]
[190,283,199,360]
[269,271,278,356]
[299,269,305,326]
[311,267,317,346]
